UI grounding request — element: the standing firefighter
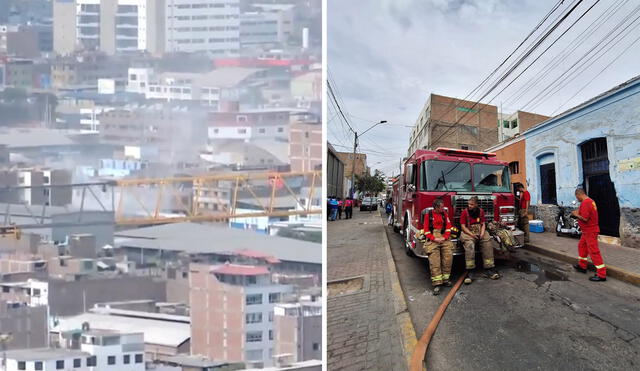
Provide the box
[418,198,453,296]
[460,196,501,284]
[571,188,606,282]
[337,197,343,220]
[516,184,531,244]
[344,197,354,219]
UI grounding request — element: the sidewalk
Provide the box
[327,211,408,371]
[527,231,640,286]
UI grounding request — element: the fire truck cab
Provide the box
[392,147,524,257]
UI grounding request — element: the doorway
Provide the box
[538,153,557,205]
[581,138,620,237]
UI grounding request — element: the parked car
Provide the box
[360,197,378,211]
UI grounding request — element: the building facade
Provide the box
[408,93,499,155]
[190,263,293,367]
[498,110,550,142]
[165,0,240,55]
[289,114,321,172]
[327,143,344,198]
[53,0,165,56]
[274,302,322,363]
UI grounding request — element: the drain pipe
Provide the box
[410,272,468,371]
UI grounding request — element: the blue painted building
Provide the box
[524,76,640,247]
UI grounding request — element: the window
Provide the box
[247,331,263,342]
[420,160,472,192]
[269,330,273,340]
[18,362,26,370]
[269,311,274,322]
[277,127,284,133]
[130,74,137,81]
[313,342,320,351]
[246,312,263,324]
[73,359,81,367]
[108,355,116,365]
[135,354,143,363]
[305,132,310,138]
[35,361,43,370]
[213,128,219,134]
[237,115,247,123]
[269,293,280,303]
[461,145,469,150]
[246,294,262,305]
[238,128,247,134]
[258,128,266,134]
[511,119,518,129]
[247,276,256,285]
[502,120,509,128]
[56,360,64,369]
[87,356,97,366]
[124,354,130,364]
[509,161,520,175]
[473,164,510,193]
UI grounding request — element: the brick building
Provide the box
[409,93,499,155]
[335,152,367,179]
[289,112,321,172]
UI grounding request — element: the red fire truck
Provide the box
[392,147,524,257]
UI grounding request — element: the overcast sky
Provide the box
[328,0,640,177]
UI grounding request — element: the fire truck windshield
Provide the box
[473,164,511,193]
[421,160,472,192]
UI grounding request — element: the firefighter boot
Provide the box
[573,264,587,273]
[589,275,606,282]
[464,270,473,284]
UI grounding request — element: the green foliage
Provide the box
[355,169,386,196]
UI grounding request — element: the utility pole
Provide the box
[350,132,358,198]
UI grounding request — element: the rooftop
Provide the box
[5,348,88,361]
[51,312,190,348]
[157,67,264,88]
[212,263,270,276]
[0,128,98,148]
[115,222,320,264]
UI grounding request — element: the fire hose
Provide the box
[409,272,468,371]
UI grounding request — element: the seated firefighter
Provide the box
[417,198,454,296]
[460,196,501,284]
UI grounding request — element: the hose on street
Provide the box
[409,272,468,371]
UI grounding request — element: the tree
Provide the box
[355,170,386,197]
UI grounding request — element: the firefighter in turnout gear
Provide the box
[417,198,454,296]
[572,188,607,281]
[460,196,501,284]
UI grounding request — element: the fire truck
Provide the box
[392,147,524,257]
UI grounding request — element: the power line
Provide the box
[429,0,587,147]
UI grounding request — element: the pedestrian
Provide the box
[460,196,501,284]
[418,198,454,295]
[328,196,339,221]
[337,197,343,220]
[344,197,353,219]
[516,183,531,244]
[571,188,606,282]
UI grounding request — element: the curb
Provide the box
[378,211,418,371]
[526,243,640,288]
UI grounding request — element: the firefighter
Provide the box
[571,188,606,281]
[418,198,454,296]
[516,184,531,244]
[460,196,501,284]
[344,197,354,219]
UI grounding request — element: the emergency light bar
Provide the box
[435,147,497,159]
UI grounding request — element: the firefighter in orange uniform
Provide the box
[418,198,454,296]
[460,196,500,284]
[571,188,606,281]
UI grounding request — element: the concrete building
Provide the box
[290,71,321,109]
[53,0,166,56]
[327,143,344,198]
[0,58,34,89]
[335,152,367,180]
[408,93,499,155]
[165,0,240,55]
[0,24,40,58]
[0,168,72,207]
[51,309,190,363]
[239,12,281,48]
[51,52,128,89]
[0,301,48,350]
[4,348,91,371]
[289,112,321,173]
[207,109,291,143]
[498,110,550,142]
[273,302,321,363]
[190,262,293,367]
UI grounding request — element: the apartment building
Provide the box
[0,301,48,350]
[274,301,322,363]
[408,93,499,155]
[0,168,72,207]
[165,0,240,55]
[51,52,128,89]
[0,24,40,58]
[190,262,293,367]
[207,109,291,143]
[289,112,321,172]
[53,0,165,56]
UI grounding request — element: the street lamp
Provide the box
[350,120,387,198]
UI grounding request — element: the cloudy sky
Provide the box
[327,0,640,177]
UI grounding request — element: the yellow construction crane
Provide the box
[0,170,321,236]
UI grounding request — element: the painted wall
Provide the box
[493,137,526,187]
[525,81,640,208]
